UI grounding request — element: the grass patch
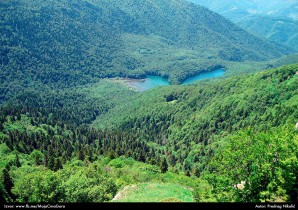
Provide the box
[112,182,194,202]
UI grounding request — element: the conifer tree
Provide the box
[3,165,14,200]
[160,157,168,173]
[15,154,21,167]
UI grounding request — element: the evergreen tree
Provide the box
[43,153,49,167]
[3,165,14,200]
[0,182,8,203]
[48,156,55,171]
[15,153,21,167]
[194,167,200,177]
[53,158,62,172]
[77,150,84,161]
[160,157,168,173]
[108,151,115,159]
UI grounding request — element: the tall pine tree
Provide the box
[3,164,14,200]
[160,157,168,173]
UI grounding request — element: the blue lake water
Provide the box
[181,69,225,85]
[129,76,170,91]
[128,69,225,91]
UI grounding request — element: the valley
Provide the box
[0,0,297,205]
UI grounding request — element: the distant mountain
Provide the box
[238,16,298,51]
[189,0,298,50]
[189,0,298,21]
[0,0,293,89]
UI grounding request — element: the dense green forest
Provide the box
[1,0,298,204]
[0,0,294,94]
[238,16,298,51]
[0,64,297,202]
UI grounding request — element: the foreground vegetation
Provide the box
[0,150,199,202]
[112,183,194,202]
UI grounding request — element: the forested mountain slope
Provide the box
[0,65,298,202]
[1,0,297,204]
[189,0,298,50]
[0,0,293,92]
[189,0,298,21]
[94,64,298,135]
[93,64,298,202]
[238,16,298,51]
[1,64,297,202]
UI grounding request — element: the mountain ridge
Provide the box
[189,0,298,50]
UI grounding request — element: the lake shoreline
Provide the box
[109,69,225,91]
[109,78,145,91]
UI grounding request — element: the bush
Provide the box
[108,158,125,168]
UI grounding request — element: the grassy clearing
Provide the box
[112,182,194,202]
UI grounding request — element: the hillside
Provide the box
[189,0,298,21]
[1,64,297,203]
[93,64,298,202]
[94,64,298,133]
[0,0,293,94]
[1,0,298,204]
[189,0,298,50]
[238,16,298,51]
